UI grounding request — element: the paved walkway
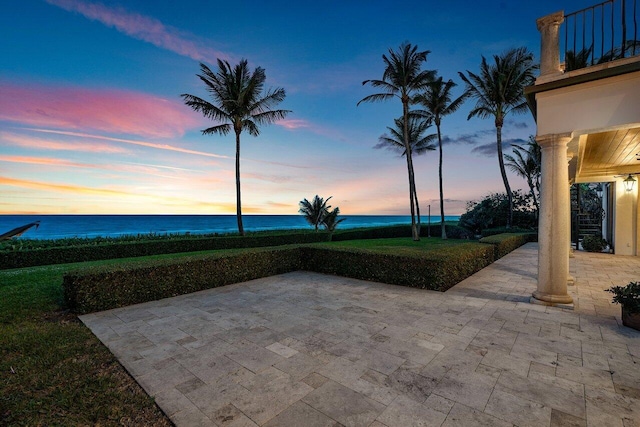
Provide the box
[81,243,640,426]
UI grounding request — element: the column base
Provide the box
[567,275,576,286]
[531,291,574,310]
[569,247,575,258]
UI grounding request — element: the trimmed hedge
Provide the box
[0,232,330,270]
[64,242,498,313]
[479,233,534,259]
[63,247,302,314]
[300,243,494,292]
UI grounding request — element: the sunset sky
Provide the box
[1,0,593,215]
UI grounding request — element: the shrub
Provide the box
[63,247,302,314]
[479,233,533,259]
[64,241,500,313]
[606,281,640,314]
[582,234,608,252]
[300,243,494,292]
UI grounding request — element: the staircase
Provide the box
[571,185,603,249]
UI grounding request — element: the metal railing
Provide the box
[563,0,639,71]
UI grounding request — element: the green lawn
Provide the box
[0,256,185,426]
[321,236,476,255]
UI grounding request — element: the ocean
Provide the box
[0,214,460,240]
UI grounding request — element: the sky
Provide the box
[0,0,595,216]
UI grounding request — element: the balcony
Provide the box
[533,0,640,85]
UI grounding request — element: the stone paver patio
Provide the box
[81,243,640,426]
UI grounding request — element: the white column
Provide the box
[533,133,573,306]
[536,10,564,79]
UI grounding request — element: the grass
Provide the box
[321,236,475,255]
[0,255,188,425]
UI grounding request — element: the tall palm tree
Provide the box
[459,47,537,228]
[299,195,332,231]
[414,77,467,239]
[376,115,436,234]
[504,137,541,212]
[182,60,290,235]
[358,42,436,241]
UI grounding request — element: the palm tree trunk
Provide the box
[528,177,539,210]
[235,131,244,236]
[402,98,419,241]
[414,186,421,236]
[437,123,447,239]
[496,124,513,228]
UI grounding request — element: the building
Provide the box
[526,0,640,307]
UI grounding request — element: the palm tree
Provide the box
[358,42,436,241]
[504,137,541,212]
[299,195,332,231]
[182,60,290,236]
[459,47,537,228]
[376,115,436,234]
[323,207,346,233]
[414,77,467,239]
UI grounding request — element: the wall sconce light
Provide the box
[623,174,636,192]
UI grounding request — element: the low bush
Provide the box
[63,247,301,314]
[582,234,608,252]
[479,233,533,259]
[300,243,494,292]
[1,232,330,270]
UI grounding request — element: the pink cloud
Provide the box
[1,131,131,154]
[23,128,230,159]
[0,155,202,179]
[45,0,230,63]
[276,118,345,141]
[0,81,202,139]
[277,119,312,130]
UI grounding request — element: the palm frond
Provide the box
[202,124,232,136]
[357,92,396,105]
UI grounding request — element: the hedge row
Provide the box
[64,242,498,314]
[0,232,330,270]
[479,233,535,259]
[63,247,302,314]
[299,243,494,292]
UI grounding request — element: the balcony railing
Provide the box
[562,0,639,71]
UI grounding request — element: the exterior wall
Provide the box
[535,71,640,136]
[614,178,638,256]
